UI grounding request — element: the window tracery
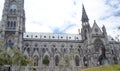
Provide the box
[94,39,105,53]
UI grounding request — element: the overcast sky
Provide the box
[0,0,120,39]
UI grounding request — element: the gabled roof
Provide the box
[91,20,102,34]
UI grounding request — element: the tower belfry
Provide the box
[81,4,91,40]
[0,0,25,50]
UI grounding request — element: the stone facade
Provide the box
[0,0,120,71]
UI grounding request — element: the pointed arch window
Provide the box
[13,21,16,29]
[84,29,87,39]
[10,21,13,28]
[46,48,48,51]
[75,55,80,66]
[94,39,105,52]
[10,9,17,15]
[34,55,39,66]
[64,48,66,54]
[113,55,118,64]
[43,55,50,66]
[111,49,114,55]
[83,56,88,67]
[13,9,16,15]
[70,47,74,52]
[78,46,81,53]
[7,40,14,48]
[33,48,39,52]
[42,48,45,53]
[27,48,30,53]
[7,21,10,28]
[55,55,59,66]
[51,48,55,53]
[55,48,57,52]
[10,9,12,14]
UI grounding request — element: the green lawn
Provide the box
[80,65,120,71]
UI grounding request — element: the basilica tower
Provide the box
[81,5,91,40]
[0,0,25,50]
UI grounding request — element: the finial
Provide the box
[82,4,85,10]
[102,25,105,28]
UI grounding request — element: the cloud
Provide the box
[0,0,120,39]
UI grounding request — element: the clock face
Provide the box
[10,4,17,9]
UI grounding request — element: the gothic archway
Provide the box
[94,39,106,55]
[55,55,59,66]
[98,55,108,65]
[75,55,80,66]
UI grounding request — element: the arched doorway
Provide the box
[98,55,109,65]
[94,39,105,54]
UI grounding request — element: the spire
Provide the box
[94,20,97,24]
[81,4,89,23]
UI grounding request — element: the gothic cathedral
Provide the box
[0,0,120,71]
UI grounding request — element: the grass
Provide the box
[80,65,120,71]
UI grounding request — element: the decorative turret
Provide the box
[102,25,107,36]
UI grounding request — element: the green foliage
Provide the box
[0,47,11,65]
[0,47,33,71]
[32,67,37,71]
[58,52,75,71]
[80,65,120,71]
[42,57,50,66]
[30,66,37,71]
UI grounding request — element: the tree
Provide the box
[11,47,33,71]
[0,47,33,71]
[59,51,74,71]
